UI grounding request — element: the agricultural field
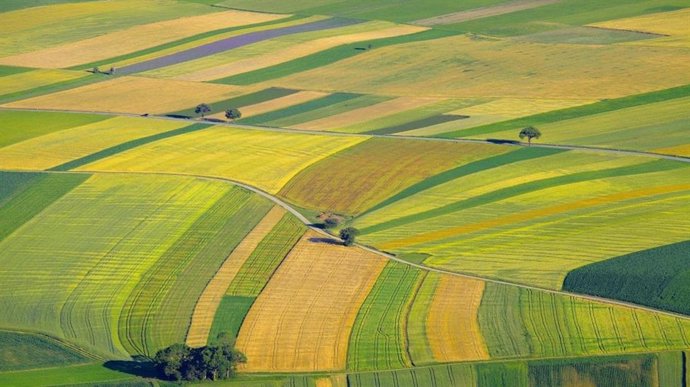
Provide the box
[1,0,690,385]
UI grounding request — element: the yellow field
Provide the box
[0,116,187,170]
[590,8,690,48]
[451,97,594,118]
[208,91,329,120]
[316,375,347,387]
[79,126,367,193]
[380,184,690,251]
[656,143,690,157]
[186,206,286,347]
[0,10,286,68]
[294,97,441,131]
[235,231,387,372]
[270,34,690,99]
[175,24,426,81]
[426,276,489,362]
[3,76,242,114]
[0,69,85,96]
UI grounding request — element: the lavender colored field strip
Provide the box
[117,18,363,75]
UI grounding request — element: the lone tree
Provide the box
[225,108,242,121]
[195,103,212,118]
[519,126,541,146]
[339,227,360,246]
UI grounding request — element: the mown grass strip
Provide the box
[564,240,690,316]
[208,296,255,343]
[439,84,690,138]
[0,330,91,372]
[69,15,305,71]
[169,87,299,117]
[362,147,561,217]
[49,122,211,171]
[361,158,687,235]
[0,172,88,242]
[365,114,467,135]
[0,65,32,77]
[0,74,102,105]
[225,214,305,297]
[0,363,137,387]
[239,92,362,124]
[214,29,457,85]
[347,263,422,371]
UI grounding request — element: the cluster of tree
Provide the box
[195,103,242,121]
[91,66,116,75]
[339,227,359,246]
[153,338,246,381]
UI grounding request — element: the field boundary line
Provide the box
[6,167,689,323]
[1,106,688,163]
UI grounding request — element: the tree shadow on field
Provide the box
[103,357,158,378]
[309,237,343,246]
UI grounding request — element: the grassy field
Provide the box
[266,34,690,100]
[347,262,422,371]
[80,126,366,193]
[0,363,141,387]
[3,76,243,114]
[564,240,690,316]
[479,284,690,359]
[0,0,222,57]
[279,138,505,215]
[236,231,387,372]
[0,10,285,69]
[0,173,272,358]
[0,69,86,98]
[0,330,92,371]
[591,7,690,48]
[356,152,690,288]
[0,116,193,170]
[0,110,107,148]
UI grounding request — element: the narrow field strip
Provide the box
[0,172,40,205]
[236,231,387,372]
[413,0,559,26]
[50,122,210,171]
[225,215,305,297]
[0,117,199,171]
[117,18,364,75]
[3,76,242,115]
[233,91,330,119]
[0,65,31,77]
[361,147,556,217]
[178,24,426,82]
[347,262,422,371]
[79,126,367,194]
[364,159,685,236]
[214,29,455,85]
[0,10,287,69]
[279,138,505,215]
[439,84,690,139]
[0,172,88,242]
[366,114,467,135]
[406,273,437,366]
[426,276,489,362]
[590,8,690,48]
[186,206,286,347]
[240,93,362,125]
[276,95,391,128]
[294,97,440,131]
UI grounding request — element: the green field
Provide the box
[347,262,422,371]
[2,0,690,384]
[564,240,690,316]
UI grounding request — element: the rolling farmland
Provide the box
[1,0,690,385]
